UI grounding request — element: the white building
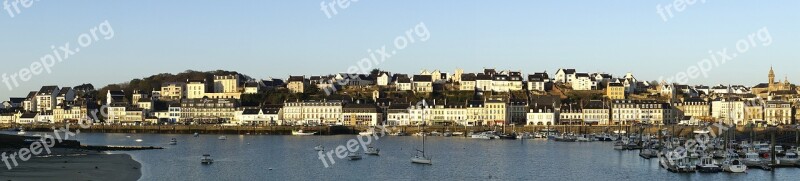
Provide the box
[711,98,745,125]
[527,105,556,126]
[555,68,576,83]
[571,73,593,90]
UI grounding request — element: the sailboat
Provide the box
[411,100,432,165]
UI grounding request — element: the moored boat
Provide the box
[292,130,317,136]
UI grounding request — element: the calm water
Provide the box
[10,131,800,181]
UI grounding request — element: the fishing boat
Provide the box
[314,145,325,151]
[292,130,317,136]
[201,154,214,164]
[695,156,722,173]
[169,138,177,145]
[218,136,227,140]
[347,152,362,160]
[365,145,380,156]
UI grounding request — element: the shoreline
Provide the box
[0,148,141,181]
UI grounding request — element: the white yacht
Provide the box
[411,100,432,165]
[201,154,214,164]
[292,130,317,136]
[778,152,798,166]
[722,159,747,173]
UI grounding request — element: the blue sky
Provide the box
[1,0,799,97]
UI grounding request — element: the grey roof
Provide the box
[559,69,576,74]
[25,91,38,99]
[21,113,37,119]
[413,75,432,82]
[584,100,609,109]
[575,73,590,78]
[461,73,476,81]
[56,87,72,97]
[476,74,493,80]
[288,76,305,82]
[528,73,549,81]
[9,98,25,103]
[38,86,59,95]
[397,77,411,83]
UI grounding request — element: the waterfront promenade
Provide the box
[2,123,798,143]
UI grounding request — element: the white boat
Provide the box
[193,133,200,137]
[516,132,533,139]
[743,151,764,166]
[359,129,375,136]
[17,129,26,135]
[347,152,362,160]
[722,159,747,173]
[470,132,494,140]
[778,152,798,166]
[314,145,325,151]
[292,130,317,136]
[365,145,380,156]
[169,138,177,145]
[218,136,227,140]
[452,132,464,136]
[201,154,214,164]
[135,139,143,142]
[576,135,593,142]
[411,100,432,165]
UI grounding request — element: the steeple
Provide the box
[768,66,775,84]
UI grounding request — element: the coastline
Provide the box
[0,148,141,181]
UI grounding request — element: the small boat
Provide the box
[696,156,722,173]
[169,138,177,145]
[722,159,748,173]
[292,130,317,136]
[613,140,626,150]
[452,132,464,136]
[135,139,143,142]
[778,152,799,166]
[390,132,409,136]
[314,145,325,151]
[17,129,26,135]
[218,136,227,140]
[359,129,375,136]
[193,133,200,137]
[365,145,380,156]
[743,151,762,166]
[201,154,214,164]
[470,132,494,140]
[516,132,533,139]
[576,135,593,142]
[347,152,362,160]
[639,148,657,159]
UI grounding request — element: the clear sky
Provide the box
[1,0,798,98]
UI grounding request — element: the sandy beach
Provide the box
[0,149,141,181]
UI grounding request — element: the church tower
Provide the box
[769,66,775,85]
